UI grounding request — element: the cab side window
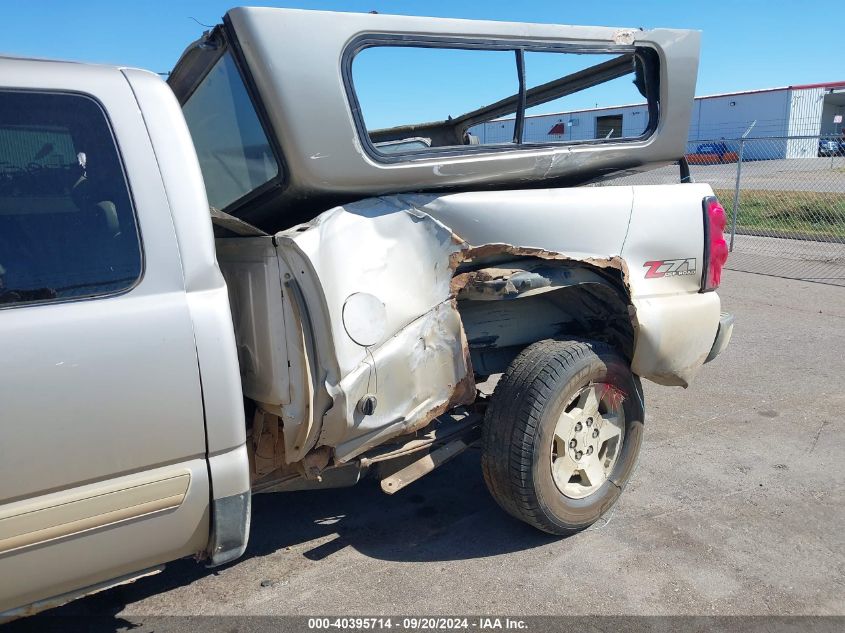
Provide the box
[0,91,142,307]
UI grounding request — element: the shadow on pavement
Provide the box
[9,449,558,630]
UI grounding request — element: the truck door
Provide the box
[0,60,210,614]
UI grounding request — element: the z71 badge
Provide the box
[643,258,697,279]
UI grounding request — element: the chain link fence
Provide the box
[595,135,845,286]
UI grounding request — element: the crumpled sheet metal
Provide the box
[279,193,635,463]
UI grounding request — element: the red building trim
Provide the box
[789,80,845,90]
[697,81,845,101]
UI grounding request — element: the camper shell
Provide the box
[168,7,700,231]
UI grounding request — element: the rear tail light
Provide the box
[701,196,729,292]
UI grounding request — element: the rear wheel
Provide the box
[481,339,644,535]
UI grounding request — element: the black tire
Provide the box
[481,338,644,535]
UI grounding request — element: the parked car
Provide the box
[686,142,739,164]
[818,138,843,157]
[0,7,732,618]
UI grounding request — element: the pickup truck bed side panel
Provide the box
[236,184,716,462]
[274,199,472,462]
[404,188,633,259]
[411,184,721,387]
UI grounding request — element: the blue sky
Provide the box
[4,1,841,129]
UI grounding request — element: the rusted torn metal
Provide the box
[451,266,553,300]
[449,243,631,295]
[447,243,638,368]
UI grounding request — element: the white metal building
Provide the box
[470,81,845,160]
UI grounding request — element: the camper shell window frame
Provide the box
[342,34,661,164]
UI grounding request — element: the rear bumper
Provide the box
[705,312,734,364]
[630,291,721,387]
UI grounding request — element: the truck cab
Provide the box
[1,7,731,618]
[0,57,249,616]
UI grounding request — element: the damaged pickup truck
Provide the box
[0,7,732,617]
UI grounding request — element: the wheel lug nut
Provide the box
[586,417,593,427]
[592,429,599,438]
[574,422,583,432]
[575,450,583,460]
[586,446,594,455]
[569,439,577,448]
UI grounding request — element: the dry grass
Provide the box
[713,188,845,239]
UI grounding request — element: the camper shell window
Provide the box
[345,36,660,162]
[181,51,281,212]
